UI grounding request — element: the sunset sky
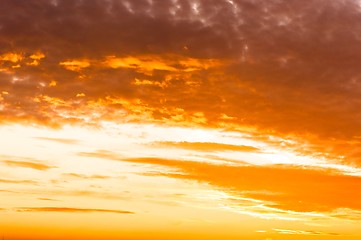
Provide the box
[1,0,361,239]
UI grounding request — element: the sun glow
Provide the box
[1,1,361,239]
[1,123,360,238]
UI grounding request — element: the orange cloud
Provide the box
[77,150,123,161]
[151,141,260,152]
[272,228,341,236]
[0,0,361,169]
[25,188,130,201]
[14,207,134,214]
[0,178,37,185]
[104,55,177,74]
[103,55,221,75]
[3,160,54,171]
[0,53,23,63]
[27,52,45,66]
[77,149,361,216]
[62,173,111,179]
[38,198,60,201]
[2,1,361,239]
[29,52,45,60]
[34,137,80,145]
[118,157,361,214]
[59,60,90,71]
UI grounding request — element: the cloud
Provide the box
[62,173,111,179]
[3,160,54,171]
[59,59,90,71]
[38,198,60,201]
[34,137,80,145]
[272,228,341,236]
[14,207,134,214]
[330,208,361,221]
[151,141,260,152]
[0,189,18,194]
[0,178,37,185]
[0,155,55,170]
[1,0,361,166]
[77,150,124,161]
[0,52,23,63]
[103,55,221,75]
[78,149,361,217]
[118,156,361,214]
[57,189,130,200]
[78,149,361,220]
[17,187,130,201]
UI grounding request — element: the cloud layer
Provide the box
[78,149,361,218]
[1,0,361,165]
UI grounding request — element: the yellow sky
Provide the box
[1,123,360,240]
[1,0,361,239]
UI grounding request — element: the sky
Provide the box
[0,0,361,239]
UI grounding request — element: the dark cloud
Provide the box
[1,0,361,165]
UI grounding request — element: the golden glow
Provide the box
[1,123,361,239]
[1,1,361,239]
[48,80,57,87]
[104,55,177,73]
[28,52,46,66]
[103,55,222,75]
[0,52,23,63]
[59,60,91,71]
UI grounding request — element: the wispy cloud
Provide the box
[37,198,60,202]
[329,208,361,221]
[0,178,37,185]
[78,149,361,217]
[0,189,18,194]
[151,141,260,152]
[3,160,54,171]
[273,228,341,236]
[34,137,80,145]
[121,156,361,215]
[23,188,131,201]
[0,155,55,170]
[77,150,123,161]
[62,173,111,179]
[14,207,134,214]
